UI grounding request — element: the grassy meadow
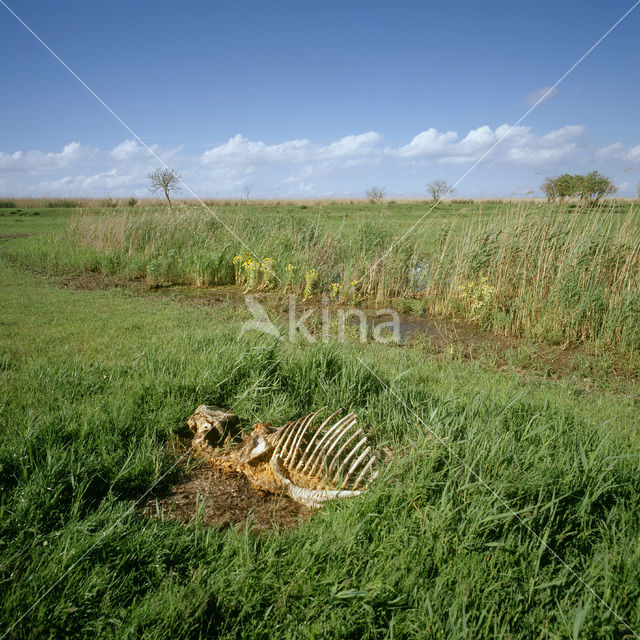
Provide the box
[1,198,640,638]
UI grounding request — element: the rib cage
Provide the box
[265,408,379,492]
[187,405,379,509]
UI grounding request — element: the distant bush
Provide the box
[101,198,119,208]
[1,209,41,217]
[427,180,454,203]
[542,171,616,205]
[0,200,17,208]
[450,199,474,205]
[127,197,138,207]
[47,199,81,208]
[366,186,386,204]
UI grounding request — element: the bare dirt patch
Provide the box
[141,456,312,532]
[53,271,126,291]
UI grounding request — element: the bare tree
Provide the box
[427,180,454,203]
[366,185,386,204]
[148,167,182,209]
[241,183,253,201]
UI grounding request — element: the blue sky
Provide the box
[1,0,639,198]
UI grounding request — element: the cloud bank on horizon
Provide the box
[1,123,638,198]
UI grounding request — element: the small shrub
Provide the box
[233,254,275,291]
[329,282,342,300]
[366,186,386,204]
[0,200,16,208]
[127,197,138,207]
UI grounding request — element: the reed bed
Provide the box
[422,201,640,350]
[9,200,640,352]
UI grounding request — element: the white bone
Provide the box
[273,418,301,457]
[272,454,362,509]
[352,455,376,490]
[333,436,367,485]
[294,409,343,471]
[328,427,363,479]
[344,446,371,485]
[285,409,322,466]
[308,415,357,477]
[301,413,354,474]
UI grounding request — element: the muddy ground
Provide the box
[141,454,312,532]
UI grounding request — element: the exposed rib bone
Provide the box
[272,454,363,509]
[294,409,343,471]
[352,455,376,490]
[328,428,363,479]
[332,436,367,485]
[300,413,355,474]
[273,418,300,457]
[344,446,371,486]
[285,409,323,466]
[308,418,358,478]
[304,414,356,475]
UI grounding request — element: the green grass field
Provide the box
[1,200,640,639]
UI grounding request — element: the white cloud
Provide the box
[201,131,384,166]
[525,86,558,106]
[540,124,585,143]
[394,123,586,166]
[596,142,640,163]
[110,139,182,162]
[0,124,628,197]
[36,168,140,193]
[110,139,140,160]
[202,134,311,164]
[0,141,95,173]
[395,129,458,157]
[322,132,383,159]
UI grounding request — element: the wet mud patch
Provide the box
[141,457,312,532]
[53,271,125,291]
[0,233,32,242]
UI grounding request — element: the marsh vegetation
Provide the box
[1,198,639,638]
